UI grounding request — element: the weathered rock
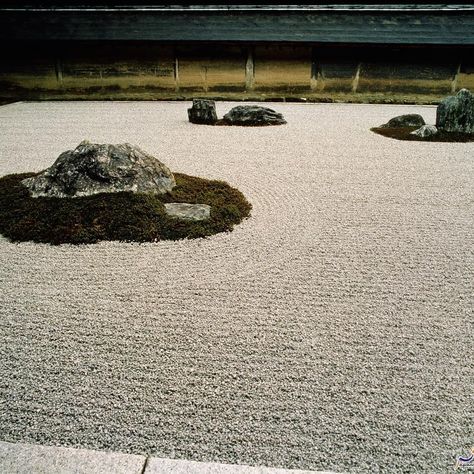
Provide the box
[22,141,175,198]
[436,88,474,133]
[410,124,438,138]
[164,203,211,221]
[223,106,286,126]
[381,114,426,128]
[188,99,218,125]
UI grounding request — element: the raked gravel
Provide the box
[0,101,473,473]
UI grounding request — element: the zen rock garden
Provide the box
[188,99,287,126]
[372,88,474,142]
[2,91,471,246]
[0,141,251,244]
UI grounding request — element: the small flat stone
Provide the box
[410,124,438,137]
[164,203,211,221]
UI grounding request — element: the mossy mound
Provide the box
[371,127,474,142]
[0,172,251,245]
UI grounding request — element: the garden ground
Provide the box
[0,101,472,473]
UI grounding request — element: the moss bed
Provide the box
[0,172,252,245]
[371,127,474,142]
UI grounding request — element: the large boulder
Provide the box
[188,99,218,125]
[22,141,175,198]
[223,105,286,126]
[381,114,426,128]
[436,88,474,133]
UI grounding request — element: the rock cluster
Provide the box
[379,89,474,139]
[188,101,286,126]
[187,99,218,125]
[22,141,175,198]
[436,88,474,133]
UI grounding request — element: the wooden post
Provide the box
[310,48,322,91]
[202,66,208,92]
[245,48,254,91]
[55,57,63,85]
[174,56,180,92]
[352,63,361,93]
[452,63,461,93]
[310,60,318,91]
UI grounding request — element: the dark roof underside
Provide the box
[1,9,473,44]
[2,4,474,11]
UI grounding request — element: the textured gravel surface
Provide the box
[0,101,473,473]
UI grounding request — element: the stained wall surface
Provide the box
[0,42,473,103]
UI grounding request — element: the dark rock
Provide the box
[223,105,286,126]
[22,141,175,198]
[381,114,426,128]
[188,99,218,125]
[410,125,438,138]
[436,88,474,134]
[164,203,211,221]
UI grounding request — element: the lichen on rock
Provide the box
[436,88,474,134]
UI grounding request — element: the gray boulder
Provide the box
[188,99,218,125]
[22,141,175,198]
[410,124,438,138]
[436,88,474,133]
[223,105,286,126]
[164,203,211,221]
[381,114,426,128]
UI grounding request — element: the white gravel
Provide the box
[0,101,473,473]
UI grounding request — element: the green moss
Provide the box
[0,172,251,245]
[371,127,474,142]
